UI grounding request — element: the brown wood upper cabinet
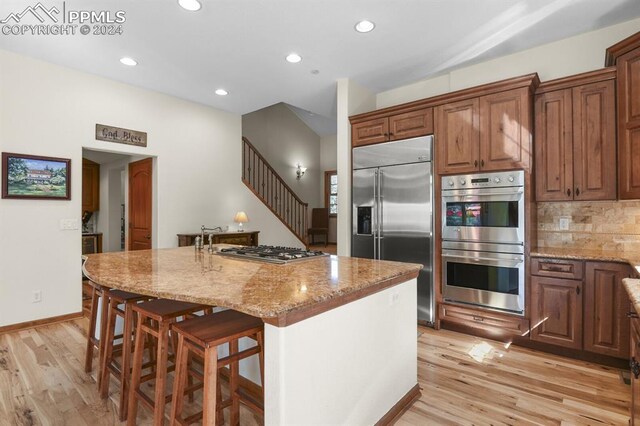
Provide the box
[82,158,100,213]
[535,69,616,202]
[436,87,532,174]
[351,108,433,147]
[610,34,640,199]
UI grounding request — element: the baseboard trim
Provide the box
[0,311,84,335]
[375,383,421,426]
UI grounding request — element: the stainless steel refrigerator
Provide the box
[352,136,434,324]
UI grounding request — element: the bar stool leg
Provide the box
[169,334,188,425]
[84,286,99,373]
[153,321,171,426]
[127,314,146,426]
[99,298,118,398]
[97,290,109,389]
[203,345,219,426]
[257,331,265,399]
[230,339,240,426]
[119,303,135,422]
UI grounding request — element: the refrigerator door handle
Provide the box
[373,170,378,259]
[378,170,383,259]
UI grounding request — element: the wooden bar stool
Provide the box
[99,289,154,421]
[127,299,210,426]
[170,310,265,426]
[84,279,110,390]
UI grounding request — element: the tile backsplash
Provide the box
[537,201,640,251]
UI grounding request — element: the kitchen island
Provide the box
[83,246,422,425]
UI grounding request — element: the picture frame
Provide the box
[2,152,71,200]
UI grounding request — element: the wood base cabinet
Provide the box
[530,275,583,349]
[583,262,631,358]
[631,316,640,425]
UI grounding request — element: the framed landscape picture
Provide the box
[2,152,71,200]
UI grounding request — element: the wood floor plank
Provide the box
[0,318,631,425]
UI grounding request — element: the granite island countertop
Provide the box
[83,246,422,327]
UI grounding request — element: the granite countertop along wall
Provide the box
[83,246,421,326]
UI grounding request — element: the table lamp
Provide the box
[234,211,249,231]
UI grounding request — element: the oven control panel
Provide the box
[442,170,524,191]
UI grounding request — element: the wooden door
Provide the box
[479,87,531,171]
[534,90,574,201]
[632,317,640,425]
[435,99,479,174]
[128,158,153,251]
[530,276,583,349]
[572,81,617,201]
[583,262,631,359]
[618,47,640,199]
[352,118,389,147]
[388,108,433,141]
[82,158,100,212]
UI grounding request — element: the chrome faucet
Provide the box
[200,225,223,253]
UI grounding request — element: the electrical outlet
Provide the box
[559,216,570,231]
[59,219,79,230]
[32,290,42,303]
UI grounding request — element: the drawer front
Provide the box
[439,303,529,336]
[531,258,584,280]
[214,234,251,245]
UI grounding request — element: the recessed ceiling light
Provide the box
[178,0,201,11]
[286,53,302,64]
[355,20,375,33]
[119,57,137,66]
[215,88,228,96]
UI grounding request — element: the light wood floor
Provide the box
[0,319,630,425]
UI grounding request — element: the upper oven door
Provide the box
[441,186,524,244]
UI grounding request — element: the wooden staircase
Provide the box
[241,137,308,245]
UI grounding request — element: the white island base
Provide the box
[264,278,418,425]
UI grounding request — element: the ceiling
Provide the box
[1,0,639,126]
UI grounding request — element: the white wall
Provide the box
[376,17,640,108]
[319,134,337,243]
[0,50,302,327]
[242,103,321,209]
[336,79,376,256]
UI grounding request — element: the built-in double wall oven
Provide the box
[441,170,525,314]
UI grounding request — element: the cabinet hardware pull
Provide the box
[628,311,639,319]
[566,188,571,197]
[576,286,580,295]
[389,132,394,136]
[384,133,389,138]
[472,316,484,322]
[474,160,478,168]
[631,357,640,379]
[480,159,485,167]
[575,187,580,196]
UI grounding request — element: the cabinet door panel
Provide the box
[389,108,433,140]
[82,158,100,212]
[435,99,479,174]
[632,317,640,425]
[572,81,616,201]
[534,90,573,201]
[618,48,640,199]
[530,276,582,349]
[352,118,389,147]
[584,262,631,358]
[480,88,531,171]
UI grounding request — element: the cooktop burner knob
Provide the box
[508,175,515,183]
[448,179,454,187]
[459,179,466,185]
[494,177,501,183]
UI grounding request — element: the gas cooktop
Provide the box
[218,245,328,264]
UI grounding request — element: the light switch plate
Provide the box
[559,216,570,231]
[59,219,79,230]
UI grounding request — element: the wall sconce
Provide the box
[296,164,307,180]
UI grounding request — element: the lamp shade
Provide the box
[234,211,249,223]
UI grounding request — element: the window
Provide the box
[324,170,337,216]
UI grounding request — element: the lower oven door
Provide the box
[442,249,524,314]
